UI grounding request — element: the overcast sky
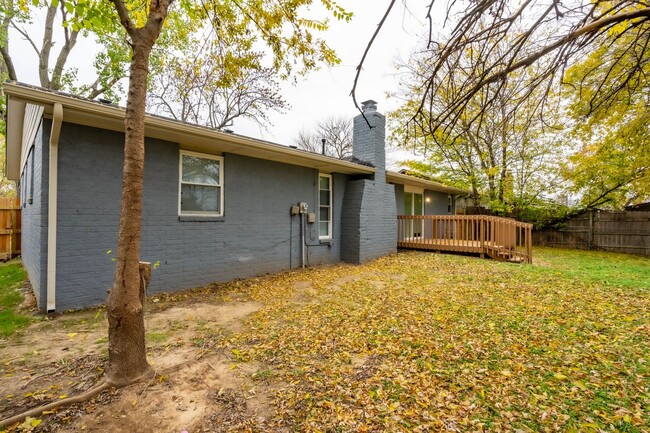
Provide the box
[11,1,439,168]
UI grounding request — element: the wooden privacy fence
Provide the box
[534,210,650,255]
[0,197,21,261]
[397,214,533,263]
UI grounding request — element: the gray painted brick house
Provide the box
[4,83,467,312]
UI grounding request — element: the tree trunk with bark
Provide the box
[106,0,170,386]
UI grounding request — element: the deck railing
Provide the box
[397,214,533,263]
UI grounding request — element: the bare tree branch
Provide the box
[9,23,41,56]
[294,116,353,159]
[350,0,397,127]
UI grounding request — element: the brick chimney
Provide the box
[341,99,396,264]
[353,100,386,182]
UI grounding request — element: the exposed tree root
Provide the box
[21,366,66,389]
[0,381,111,429]
[0,361,191,429]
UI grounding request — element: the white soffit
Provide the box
[20,104,45,175]
[6,97,26,180]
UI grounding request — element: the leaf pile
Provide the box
[221,250,649,432]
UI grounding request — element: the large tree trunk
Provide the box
[106,33,158,387]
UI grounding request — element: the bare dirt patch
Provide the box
[0,296,269,432]
[290,281,319,305]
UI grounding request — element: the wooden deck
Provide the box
[397,215,533,263]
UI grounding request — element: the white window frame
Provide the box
[178,150,224,217]
[319,173,332,240]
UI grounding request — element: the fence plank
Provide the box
[534,210,650,255]
[0,197,21,261]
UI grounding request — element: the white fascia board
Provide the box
[387,171,469,195]
[3,83,376,176]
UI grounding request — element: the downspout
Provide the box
[47,103,63,312]
[300,213,305,268]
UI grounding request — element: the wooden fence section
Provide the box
[397,215,533,263]
[534,210,650,256]
[0,197,21,261]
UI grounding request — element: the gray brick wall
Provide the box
[352,106,386,182]
[21,119,48,310]
[341,179,396,263]
[44,122,347,310]
[342,102,396,263]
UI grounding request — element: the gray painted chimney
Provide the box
[353,99,386,182]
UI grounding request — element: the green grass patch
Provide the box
[147,332,169,343]
[533,247,650,290]
[0,260,30,337]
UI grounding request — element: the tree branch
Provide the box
[38,3,57,88]
[350,0,397,128]
[109,0,137,39]
[9,23,41,56]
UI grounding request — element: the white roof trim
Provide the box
[4,83,376,180]
[387,170,469,195]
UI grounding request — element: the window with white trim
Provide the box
[179,151,223,216]
[319,174,332,239]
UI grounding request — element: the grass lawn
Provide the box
[223,247,649,432]
[0,260,30,338]
[1,248,647,432]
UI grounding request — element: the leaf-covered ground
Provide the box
[1,248,648,432]
[223,248,649,432]
[220,250,650,431]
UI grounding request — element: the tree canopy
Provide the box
[0,0,132,100]
[561,25,650,208]
[391,32,566,212]
[378,0,650,212]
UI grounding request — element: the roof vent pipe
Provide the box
[321,138,326,155]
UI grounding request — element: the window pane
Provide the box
[320,207,329,221]
[404,192,413,215]
[319,176,330,190]
[320,190,330,206]
[181,184,220,213]
[182,155,220,185]
[319,222,329,237]
[414,193,423,215]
